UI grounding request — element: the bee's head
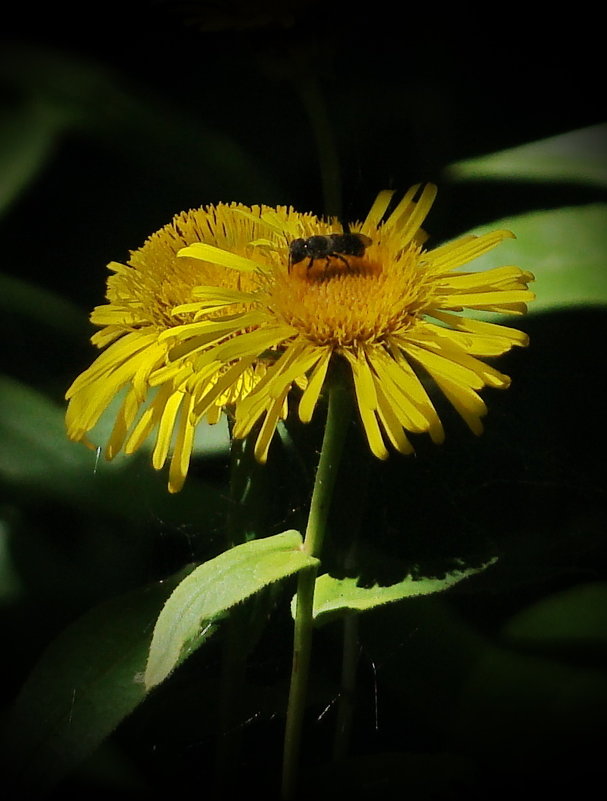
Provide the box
[289,238,307,265]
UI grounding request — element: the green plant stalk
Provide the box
[215,433,268,791]
[290,44,343,219]
[214,605,248,791]
[332,612,359,761]
[330,452,369,760]
[281,381,352,799]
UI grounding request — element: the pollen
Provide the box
[270,243,431,347]
[101,206,263,332]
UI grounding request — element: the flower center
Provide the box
[269,246,429,347]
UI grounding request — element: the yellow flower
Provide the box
[65,185,534,492]
[170,184,535,465]
[65,204,276,493]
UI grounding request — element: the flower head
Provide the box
[171,184,534,464]
[66,185,534,492]
[65,204,276,492]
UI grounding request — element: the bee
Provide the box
[289,232,372,271]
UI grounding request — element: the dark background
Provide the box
[1,2,606,799]
[2,0,603,309]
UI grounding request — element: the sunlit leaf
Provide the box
[303,560,496,626]
[2,568,206,794]
[145,530,317,689]
[446,124,607,187]
[459,204,607,315]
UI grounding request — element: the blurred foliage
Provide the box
[1,3,606,799]
[446,124,607,188]
[457,203,607,316]
[3,565,205,795]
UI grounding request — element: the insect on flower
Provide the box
[65,185,535,490]
[288,232,373,271]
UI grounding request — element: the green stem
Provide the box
[215,434,268,792]
[215,607,247,790]
[332,612,359,761]
[331,452,370,761]
[290,45,343,219]
[281,381,352,799]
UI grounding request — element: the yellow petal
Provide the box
[192,357,256,420]
[431,373,487,435]
[362,190,395,233]
[178,242,266,273]
[385,184,437,249]
[433,289,535,309]
[298,348,331,423]
[342,349,378,410]
[125,384,173,454]
[254,387,290,463]
[65,331,158,398]
[152,391,183,469]
[168,393,196,494]
[420,321,521,357]
[106,387,141,459]
[401,341,485,390]
[426,230,515,273]
[429,310,529,347]
[374,382,414,454]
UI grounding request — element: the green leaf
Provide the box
[1,42,281,200]
[0,375,224,522]
[459,204,607,315]
[0,515,23,604]
[0,101,67,215]
[305,560,496,626]
[446,124,607,187]
[453,583,607,763]
[2,568,206,794]
[0,272,88,335]
[145,530,318,689]
[503,581,607,645]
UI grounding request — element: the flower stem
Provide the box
[215,433,269,792]
[290,45,343,219]
[281,380,351,799]
[332,612,360,761]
